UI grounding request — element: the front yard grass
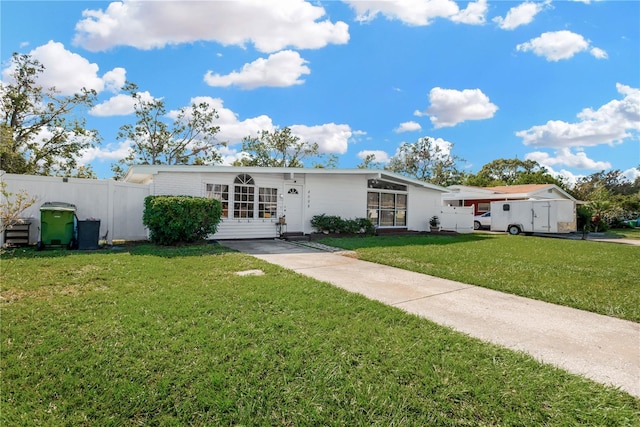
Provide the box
[1,244,638,425]
[607,227,640,240]
[319,233,640,322]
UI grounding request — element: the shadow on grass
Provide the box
[1,240,235,260]
[318,232,497,250]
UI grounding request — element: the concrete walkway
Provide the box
[219,239,640,398]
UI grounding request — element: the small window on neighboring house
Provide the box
[478,202,490,212]
[206,184,229,218]
[287,188,299,195]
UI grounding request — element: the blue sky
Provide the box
[2,0,639,183]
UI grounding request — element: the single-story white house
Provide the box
[2,166,473,245]
[443,184,577,215]
[124,165,452,239]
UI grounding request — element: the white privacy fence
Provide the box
[1,172,150,245]
[439,205,474,233]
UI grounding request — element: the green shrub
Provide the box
[576,205,593,232]
[143,196,222,245]
[311,214,375,235]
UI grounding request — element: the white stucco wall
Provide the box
[305,174,369,233]
[407,185,442,231]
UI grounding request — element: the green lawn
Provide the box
[607,227,640,240]
[1,244,638,425]
[319,233,640,322]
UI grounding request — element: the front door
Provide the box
[283,184,304,232]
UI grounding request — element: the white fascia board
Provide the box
[443,192,531,200]
[447,185,494,194]
[124,165,449,192]
[527,185,576,201]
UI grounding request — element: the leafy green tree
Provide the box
[386,137,464,186]
[233,127,323,167]
[464,158,563,187]
[0,124,28,173]
[1,53,98,176]
[572,168,640,226]
[571,169,638,200]
[112,82,225,179]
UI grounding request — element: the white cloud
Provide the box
[345,0,486,26]
[290,123,355,154]
[79,140,132,164]
[1,41,124,96]
[452,0,488,25]
[545,166,582,187]
[493,1,550,30]
[90,91,154,116]
[516,30,607,61]
[183,96,275,144]
[621,167,640,182]
[394,121,422,133]
[429,137,455,156]
[590,47,608,59]
[73,0,349,53]
[217,145,248,166]
[102,68,127,93]
[525,148,611,170]
[416,87,498,128]
[219,122,359,163]
[357,150,390,164]
[516,83,640,148]
[204,51,310,89]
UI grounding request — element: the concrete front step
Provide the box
[282,233,310,242]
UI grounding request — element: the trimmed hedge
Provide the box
[143,196,222,245]
[310,214,375,235]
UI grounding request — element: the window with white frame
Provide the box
[234,174,255,218]
[258,188,278,218]
[367,179,407,227]
[205,184,229,218]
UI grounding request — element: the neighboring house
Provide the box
[124,165,450,239]
[443,184,577,215]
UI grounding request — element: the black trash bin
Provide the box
[77,220,101,250]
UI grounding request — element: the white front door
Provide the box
[283,184,304,232]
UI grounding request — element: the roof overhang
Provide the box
[123,165,450,192]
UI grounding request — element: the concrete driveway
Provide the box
[219,239,640,398]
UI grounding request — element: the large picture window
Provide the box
[227,174,279,219]
[367,181,407,227]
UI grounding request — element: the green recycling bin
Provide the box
[39,202,77,249]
